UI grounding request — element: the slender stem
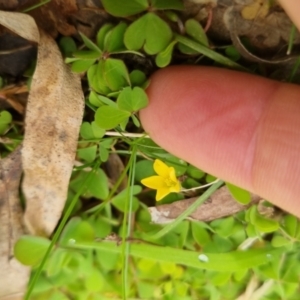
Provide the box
[181,179,220,192]
[150,180,224,240]
[105,131,149,138]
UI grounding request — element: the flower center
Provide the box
[164,177,176,187]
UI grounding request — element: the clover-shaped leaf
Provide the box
[117,86,148,112]
[177,19,209,55]
[97,23,114,50]
[87,63,111,95]
[103,58,130,91]
[71,59,96,73]
[14,236,51,266]
[103,22,128,52]
[124,13,173,55]
[102,0,148,17]
[129,70,147,87]
[155,40,177,68]
[226,183,251,205]
[95,106,130,129]
[185,19,209,47]
[249,206,279,233]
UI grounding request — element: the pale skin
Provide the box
[140,1,300,217]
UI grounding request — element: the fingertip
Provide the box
[140,66,300,216]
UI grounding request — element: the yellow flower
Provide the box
[141,159,181,201]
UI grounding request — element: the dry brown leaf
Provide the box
[0,10,84,236]
[0,146,30,299]
[149,186,261,224]
[21,0,78,38]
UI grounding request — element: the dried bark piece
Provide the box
[149,186,261,224]
[0,11,84,236]
[0,146,30,299]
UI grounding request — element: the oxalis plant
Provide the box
[12,1,300,299]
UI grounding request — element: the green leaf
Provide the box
[271,235,291,247]
[79,32,101,53]
[186,164,205,179]
[211,217,235,238]
[0,110,12,134]
[59,36,77,57]
[212,272,232,287]
[87,169,109,199]
[102,0,148,17]
[192,222,211,246]
[89,91,103,107]
[155,40,177,67]
[104,22,128,52]
[73,50,100,59]
[117,86,148,112]
[249,206,279,233]
[65,57,80,64]
[60,217,95,246]
[185,19,209,47]
[91,216,112,238]
[129,70,147,86]
[135,160,156,182]
[226,182,251,205]
[85,269,104,292]
[87,63,111,95]
[96,249,119,271]
[98,95,118,107]
[46,249,72,277]
[103,58,130,91]
[99,145,109,162]
[283,214,299,238]
[14,235,51,266]
[91,121,105,138]
[175,34,246,70]
[111,186,141,212]
[124,13,173,55]
[151,0,184,10]
[163,155,187,176]
[131,114,141,127]
[71,59,96,73]
[95,105,130,129]
[77,145,97,163]
[96,23,114,50]
[80,122,95,139]
[225,45,241,61]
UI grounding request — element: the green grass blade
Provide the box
[287,24,296,55]
[150,180,224,240]
[24,161,101,300]
[121,145,137,299]
[72,241,284,272]
[175,34,247,71]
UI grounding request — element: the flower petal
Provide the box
[153,159,170,177]
[141,176,166,189]
[156,187,171,201]
[169,167,177,182]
